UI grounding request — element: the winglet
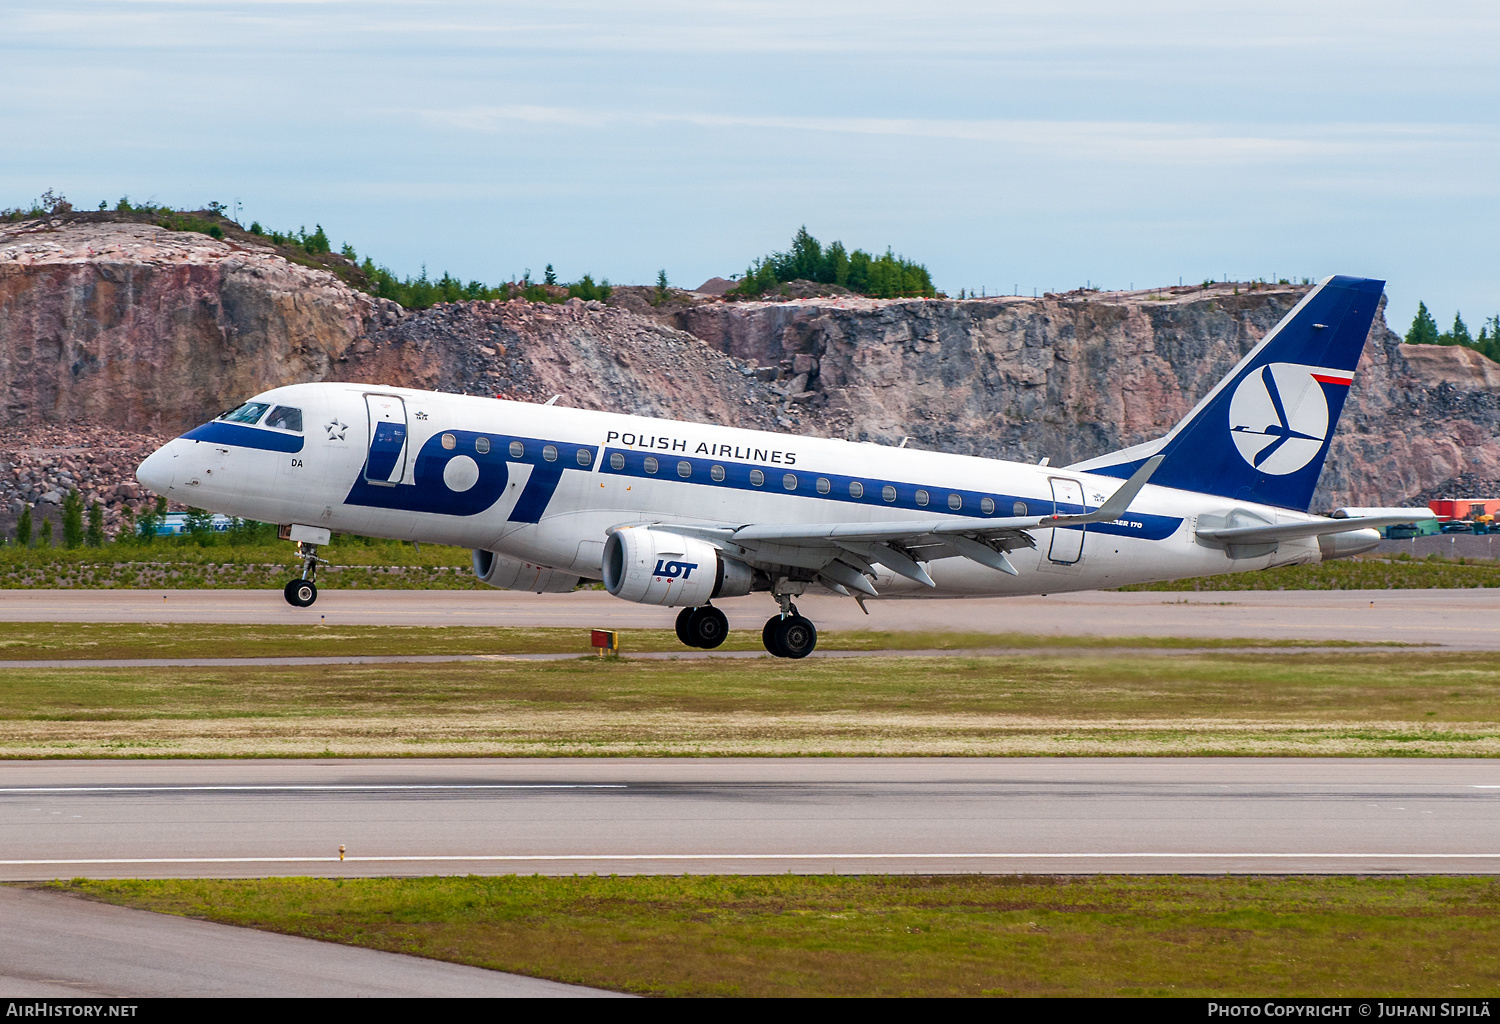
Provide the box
[1044,454,1164,528]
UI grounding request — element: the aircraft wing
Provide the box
[637,456,1164,591]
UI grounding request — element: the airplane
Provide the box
[135,274,1433,658]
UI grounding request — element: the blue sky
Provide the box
[4,1,1497,333]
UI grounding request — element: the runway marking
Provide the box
[0,785,627,793]
[3,852,1498,866]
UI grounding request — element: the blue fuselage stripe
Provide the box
[180,421,305,453]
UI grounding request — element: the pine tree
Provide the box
[1440,312,1473,347]
[39,518,53,548]
[1406,302,1440,345]
[544,264,557,286]
[15,505,32,548]
[61,489,84,549]
[86,501,105,548]
[184,506,213,540]
[654,269,669,306]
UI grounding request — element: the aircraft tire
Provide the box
[284,578,318,608]
[687,606,729,649]
[761,616,786,658]
[675,607,697,647]
[774,615,817,659]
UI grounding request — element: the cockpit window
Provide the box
[264,406,303,432]
[220,402,270,425]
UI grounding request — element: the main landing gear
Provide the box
[762,604,817,659]
[283,541,324,608]
[676,605,730,649]
[672,591,819,659]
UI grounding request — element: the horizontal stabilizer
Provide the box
[1197,512,1434,545]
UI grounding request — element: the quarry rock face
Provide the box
[2,215,1498,537]
[0,220,400,436]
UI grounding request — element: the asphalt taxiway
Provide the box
[0,885,618,997]
[3,758,1497,879]
[3,587,1500,647]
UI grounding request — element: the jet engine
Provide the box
[471,549,580,593]
[602,527,754,606]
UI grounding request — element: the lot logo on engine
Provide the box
[654,559,699,580]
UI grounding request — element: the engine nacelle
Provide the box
[602,527,754,606]
[471,549,580,593]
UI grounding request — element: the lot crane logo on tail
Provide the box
[1227,362,1351,476]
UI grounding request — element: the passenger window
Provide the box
[509,441,524,459]
[220,401,269,425]
[677,460,692,478]
[816,477,831,494]
[441,433,457,450]
[576,448,592,467]
[265,406,302,432]
[610,452,625,470]
[711,465,725,482]
[783,473,797,490]
[980,497,995,515]
[882,485,896,502]
[475,437,490,454]
[543,445,558,462]
[645,457,658,474]
[1013,501,1027,516]
[749,469,764,486]
[849,481,864,498]
[915,489,929,506]
[948,493,962,510]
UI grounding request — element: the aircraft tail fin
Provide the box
[1067,275,1384,511]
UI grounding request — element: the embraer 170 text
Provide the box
[136,275,1431,658]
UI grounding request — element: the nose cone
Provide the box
[136,443,177,495]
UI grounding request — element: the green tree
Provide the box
[654,269,670,305]
[61,489,85,549]
[1406,301,1440,345]
[184,506,213,541]
[86,501,105,548]
[38,518,53,548]
[117,506,136,544]
[15,504,32,548]
[138,495,168,543]
[1439,312,1473,347]
[544,264,557,286]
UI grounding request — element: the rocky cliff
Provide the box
[3,214,1497,537]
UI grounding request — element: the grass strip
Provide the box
[2,651,1497,757]
[0,622,1413,661]
[46,875,1500,997]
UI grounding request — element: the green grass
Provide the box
[0,539,482,590]
[2,649,1497,757]
[0,622,1411,661]
[1122,557,1500,591]
[47,875,1500,996]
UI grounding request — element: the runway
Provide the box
[3,758,1497,879]
[2,587,1497,647]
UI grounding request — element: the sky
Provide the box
[3,1,1497,333]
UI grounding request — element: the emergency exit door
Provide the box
[1048,477,1086,564]
[363,394,408,486]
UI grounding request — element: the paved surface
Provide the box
[2,758,1497,878]
[4,588,1500,647]
[0,885,619,997]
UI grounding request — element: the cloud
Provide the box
[424,106,1499,166]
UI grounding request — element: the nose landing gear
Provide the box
[675,605,729,649]
[283,541,325,608]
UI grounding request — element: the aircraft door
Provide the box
[363,394,408,487]
[1048,477,1086,564]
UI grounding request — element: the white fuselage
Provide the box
[138,381,1333,596]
